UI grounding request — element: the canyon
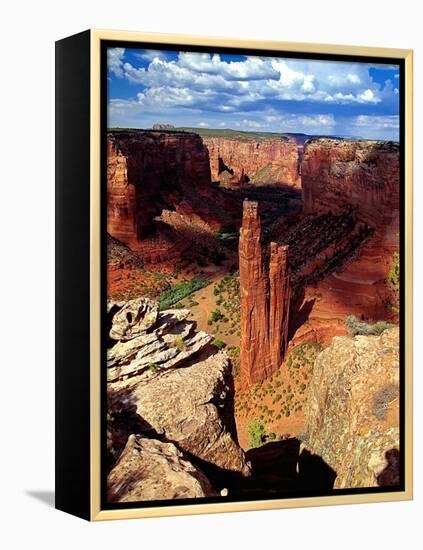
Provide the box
[107,130,233,263]
[203,134,300,187]
[106,127,401,500]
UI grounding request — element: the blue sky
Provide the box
[107,47,400,140]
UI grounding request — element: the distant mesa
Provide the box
[152,123,175,130]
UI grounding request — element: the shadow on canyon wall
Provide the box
[288,287,316,341]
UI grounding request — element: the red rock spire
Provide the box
[239,199,290,387]
[269,242,291,371]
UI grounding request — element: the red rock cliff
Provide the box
[302,139,400,252]
[107,131,230,252]
[301,139,400,322]
[203,137,300,187]
[239,200,290,386]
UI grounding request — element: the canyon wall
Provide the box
[303,327,400,489]
[300,139,400,322]
[302,139,400,251]
[203,137,300,187]
[239,200,290,386]
[107,131,230,255]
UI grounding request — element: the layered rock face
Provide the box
[108,435,215,502]
[107,131,230,258]
[239,200,290,386]
[302,139,399,251]
[203,137,300,187]
[300,139,400,322]
[303,328,400,488]
[107,297,249,501]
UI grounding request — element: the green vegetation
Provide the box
[389,252,400,291]
[247,420,266,449]
[107,126,291,142]
[209,308,224,323]
[159,278,210,310]
[239,342,323,421]
[211,273,241,338]
[389,251,400,312]
[212,338,226,350]
[345,315,395,337]
[227,346,240,375]
[173,336,186,352]
[147,363,160,373]
[177,127,286,141]
[217,225,238,242]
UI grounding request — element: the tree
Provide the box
[247,419,266,449]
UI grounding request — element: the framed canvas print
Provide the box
[55,29,413,521]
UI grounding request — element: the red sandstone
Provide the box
[239,200,290,386]
[203,137,300,187]
[107,131,231,260]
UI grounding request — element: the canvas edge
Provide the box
[88,29,413,521]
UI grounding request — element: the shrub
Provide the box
[372,383,398,419]
[389,252,400,292]
[148,363,160,372]
[247,419,266,449]
[159,278,210,310]
[212,338,226,350]
[345,315,395,336]
[173,336,186,352]
[209,308,224,323]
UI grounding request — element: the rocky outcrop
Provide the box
[107,304,213,383]
[203,136,300,187]
[302,139,399,252]
[107,297,250,499]
[108,297,159,341]
[117,350,249,476]
[107,435,215,502]
[239,200,290,386]
[107,131,231,257]
[302,327,400,488]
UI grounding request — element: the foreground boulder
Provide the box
[107,297,250,487]
[121,350,249,476]
[109,350,250,477]
[108,435,215,502]
[303,327,400,488]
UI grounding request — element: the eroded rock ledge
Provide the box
[302,327,400,489]
[107,297,250,501]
